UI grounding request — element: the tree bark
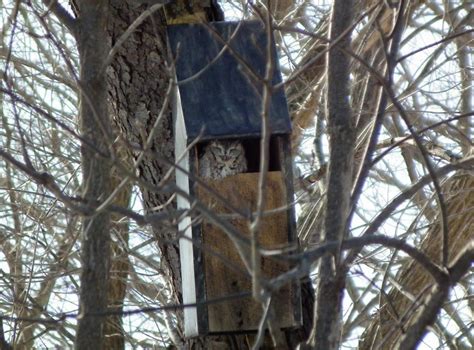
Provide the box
[106,0,184,341]
[75,1,112,349]
[305,1,355,349]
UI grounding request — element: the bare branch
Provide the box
[397,242,474,349]
[41,0,77,35]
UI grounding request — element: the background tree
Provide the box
[0,0,472,349]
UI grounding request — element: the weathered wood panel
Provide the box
[197,171,296,333]
[167,21,292,141]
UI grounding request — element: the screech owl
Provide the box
[199,140,248,180]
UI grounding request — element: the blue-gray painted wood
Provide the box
[168,21,292,141]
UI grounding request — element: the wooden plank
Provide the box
[278,135,302,326]
[189,147,209,334]
[167,21,292,141]
[173,88,200,337]
[197,171,296,333]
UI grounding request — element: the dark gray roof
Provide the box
[168,21,292,141]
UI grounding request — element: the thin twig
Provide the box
[344,155,474,266]
[397,29,474,63]
[269,235,448,294]
[397,242,474,349]
[250,6,274,302]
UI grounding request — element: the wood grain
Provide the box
[197,171,296,332]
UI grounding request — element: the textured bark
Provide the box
[359,171,474,349]
[107,0,180,296]
[106,2,185,347]
[305,1,355,349]
[75,1,112,349]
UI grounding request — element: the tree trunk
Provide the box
[106,0,183,341]
[75,1,112,349]
[305,1,355,349]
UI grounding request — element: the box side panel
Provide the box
[174,88,199,337]
[279,136,302,326]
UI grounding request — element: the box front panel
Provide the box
[197,171,296,333]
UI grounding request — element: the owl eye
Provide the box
[210,145,221,153]
[228,149,240,156]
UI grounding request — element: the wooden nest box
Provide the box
[168,21,301,337]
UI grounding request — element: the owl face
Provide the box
[199,140,247,179]
[208,140,244,162]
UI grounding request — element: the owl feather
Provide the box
[199,140,247,179]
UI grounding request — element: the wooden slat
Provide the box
[197,171,296,332]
